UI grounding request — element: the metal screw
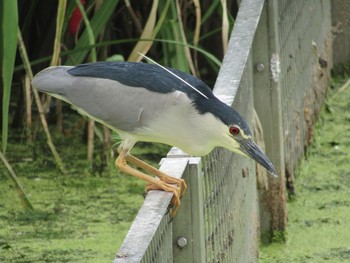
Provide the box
[177,237,188,248]
[256,63,265,72]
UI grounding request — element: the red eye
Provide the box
[229,126,240,135]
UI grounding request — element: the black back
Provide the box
[68,62,216,101]
[68,61,252,136]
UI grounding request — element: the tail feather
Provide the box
[32,66,74,95]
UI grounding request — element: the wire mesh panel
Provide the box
[202,146,259,263]
[277,0,331,179]
[141,216,173,263]
[252,0,331,239]
[200,0,265,261]
[114,158,189,263]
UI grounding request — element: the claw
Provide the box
[146,177,187,198]
[116,151,187,220]
[145,180,182,219]
[178,178,187,198]
[169,194,180,219]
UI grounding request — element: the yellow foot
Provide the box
[146,176,187,198]
[116,147,187,219]
[145,180,181,219]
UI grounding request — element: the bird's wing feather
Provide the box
[67,62,215,100]
[32,66,192,133]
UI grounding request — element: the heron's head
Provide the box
[224,120,277,177]
[196,98,278,177]
[224,108,277,177]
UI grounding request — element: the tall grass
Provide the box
[1,0,18,154]
[0,1,33,209]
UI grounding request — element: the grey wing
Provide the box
[32,66,189,133]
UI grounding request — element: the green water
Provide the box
[0,120,169,262]
[260,77,350,263]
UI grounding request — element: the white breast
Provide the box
[133,92,228,156]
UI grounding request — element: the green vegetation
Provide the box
[260,77,350,263]
[0,0,18,153]
[0,117,170,262]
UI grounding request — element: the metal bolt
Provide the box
[256,63,265,72]
[177,237,188,248]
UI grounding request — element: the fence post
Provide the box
[114,158,189,263]
[172,157,205,263]
[252,0,287,242]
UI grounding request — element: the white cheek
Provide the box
[219,133,240,152]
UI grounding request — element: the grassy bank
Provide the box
[260,77,350,263]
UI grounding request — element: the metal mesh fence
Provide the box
[141,216,172,263]
[203,53,259,263]
[278,0,331,179]
[202,149,258,263]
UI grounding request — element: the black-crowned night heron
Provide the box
[32,59,277,217]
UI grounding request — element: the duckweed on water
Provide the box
[260,77,350,263]
[0,119,169,262]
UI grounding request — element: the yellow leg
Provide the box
[124,154,187,198]
[115,148,185,218]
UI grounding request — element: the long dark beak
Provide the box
[238,139,278,177]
